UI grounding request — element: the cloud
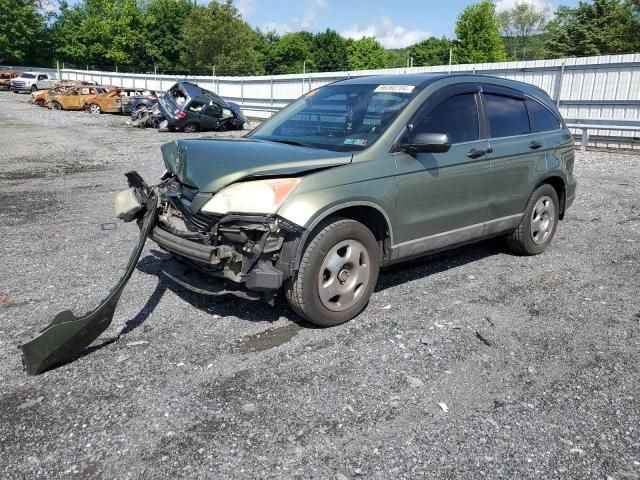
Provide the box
[342,18,430,49]
[260,0,328,34]
[236,0,256,18]
[494,0,552,13]
[300,0,328,30]
[262,22,294,35]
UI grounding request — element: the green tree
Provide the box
[498,2,548,60]
[268,31,315,74]
[545,0,640,58]
[455,0,506,63]
[142,0,194,71]
[104,0,148,66]
[0,0,49,65]
[410,37,453,66]
[51,1,88,65]
[346,37,388,70]
[312,29,348,72]
[52,0,148,69]
[255,29,281,74]
[180,0,263,75]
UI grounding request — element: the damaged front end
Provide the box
[146,173,304,300]
[20,175,157,375]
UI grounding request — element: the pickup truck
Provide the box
[10,72,56,93]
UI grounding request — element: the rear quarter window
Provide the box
[527,100,561,132]
[485,93,530,138]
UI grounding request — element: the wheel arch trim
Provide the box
[290,200,394,271]
[533,172,567,218]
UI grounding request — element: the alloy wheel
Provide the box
[530,195,556,245]
[318,239,371,312]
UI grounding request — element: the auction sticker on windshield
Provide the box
[374,85,415,93]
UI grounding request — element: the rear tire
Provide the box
[88,103,101,114]
[182,122,199,133]
[507,184,559,255]
[285,218,380,327]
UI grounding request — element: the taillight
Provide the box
[147,95,156,100]
[176,111,186,119]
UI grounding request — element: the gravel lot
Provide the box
[0,91,639,480]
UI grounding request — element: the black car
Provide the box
[122,89,158,114]
[156,82,247,133]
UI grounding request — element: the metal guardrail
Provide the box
[564,118,640,151]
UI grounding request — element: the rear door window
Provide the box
[413,93,480,144]
[484,94,530,138]
[527,100,561,132]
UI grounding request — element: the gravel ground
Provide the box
[0,91,639,480]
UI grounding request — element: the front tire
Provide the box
[507,184,559,255]
[51,101,62,110]
[285,218,380,327]
[88,103,101,114]
[31,85,37,93]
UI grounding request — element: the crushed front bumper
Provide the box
[144,176,304,295]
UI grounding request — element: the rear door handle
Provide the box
[529,141,543,150]
[467,147,492,159]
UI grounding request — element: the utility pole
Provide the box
[448,48,453,74]
[56,60,60,80]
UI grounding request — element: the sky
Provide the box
[234,0,580,48]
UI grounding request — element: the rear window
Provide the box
[527,100,561,132]
[485,94,530,138]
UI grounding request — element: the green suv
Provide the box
[119,73,576,327]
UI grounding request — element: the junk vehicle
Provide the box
[123,89,158,115]
[85,88,157,114]
[20,73,577,375]
[48,85,110,110]
[156,81,246,132]
[0,70,19,90]
[10,71,56,93]
[128,104,164,128]
[31,81,89,107]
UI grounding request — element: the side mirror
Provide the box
[401,132,452,154]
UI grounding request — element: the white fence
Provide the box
[61,53,640,148]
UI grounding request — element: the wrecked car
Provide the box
[123,89,158,115]
[22,73,577,375]
[31,82,82,107]
[48,85,110,110]
[157,81,246,132]
[0,70,19,90]
[85,88,157,115]
[128,104,164,128]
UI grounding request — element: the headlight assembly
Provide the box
[201,178,301,215]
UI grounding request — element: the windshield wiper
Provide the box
[265,138,309,148]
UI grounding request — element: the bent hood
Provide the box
[161,138,352,193]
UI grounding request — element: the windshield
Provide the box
[22,73,36,79]
[248,83,420,152]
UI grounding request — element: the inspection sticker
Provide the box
[344,138,368,146]
[374,84,415,93]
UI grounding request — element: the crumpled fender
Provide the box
[20,194,157,375]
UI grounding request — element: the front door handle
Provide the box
[467,147,491,159]
[529,140,543,150]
